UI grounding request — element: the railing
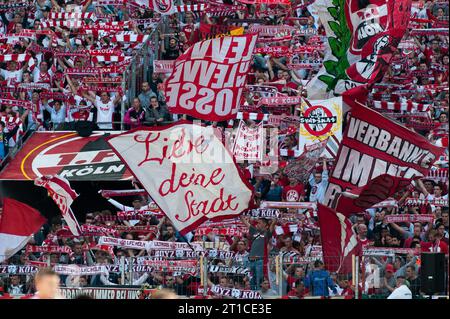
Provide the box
[121,26,160,131]
[4,252,448,299]
[0,253,365,299]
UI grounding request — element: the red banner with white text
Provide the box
[165,34,258,121]
[323,99,445,208]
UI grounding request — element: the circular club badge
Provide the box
[152,0,174,14]
[300,105,337,137]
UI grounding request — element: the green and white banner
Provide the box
[307,0,412,99]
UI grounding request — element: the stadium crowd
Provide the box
[0,0,448,299]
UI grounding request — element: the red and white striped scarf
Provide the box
[92,55,127,63]
[111,32,149,43]
[40,20,84,29]
[0,115,24,144]
[48,12,96,20]
[0,54,31,63]
[372,100,430,112]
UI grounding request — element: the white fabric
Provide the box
[387,285,412,299]
[0,69,23,87]
[0,233,31,262]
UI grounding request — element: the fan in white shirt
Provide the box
[417,179,448,212]
[83,91,122,130]
[0,61,26,87]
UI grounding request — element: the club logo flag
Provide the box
[323,99,445,208]
[131,0,176,15]
[165,34,258,121]
[317,203,361,273]
[306,0,412,99]
[299,97,342,158]
[34,175,82,236]
[232,120,265,162]
[106,121,254,235]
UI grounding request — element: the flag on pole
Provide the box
[34,175,82,236]
[317,203,361,273]
[0,198,47,262]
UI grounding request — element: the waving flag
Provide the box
[333,174,411,216]
[317,203,361,273]
[165,34,258,121]
[0,198,46,262]
[34,176,82,236]
[106,121,254,235]
[323,99,445,208]
[307,0,412,99]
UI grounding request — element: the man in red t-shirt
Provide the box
[422,229,449,254]
[282,177,305,202]
[286,279,308,298]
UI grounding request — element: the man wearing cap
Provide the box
[387,276,412,299]
[380,263,396,296]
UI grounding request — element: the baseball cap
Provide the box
[385,264,395,273]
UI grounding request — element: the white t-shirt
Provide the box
[32,67,53,83]
[0,69,23,87]
[387,285,412,299]
[95,96,115,129]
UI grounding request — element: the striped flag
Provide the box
[325,134,340,159]
[34,176,82,236]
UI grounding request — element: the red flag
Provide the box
[323,99,445,207]
[317,203,361,273]
[0,198,46,262]
[333,174,411,216]
[165,34,258,121]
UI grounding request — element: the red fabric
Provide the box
[0,198,46,236]
[421,240,449,254]
[282,184,305,202]
[333,175,411,217]
[325,99,445,208]
[165,34,257,121]
[317,204,362,273]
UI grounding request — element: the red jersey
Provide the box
[282,184,305,202]
[422,240,449,254]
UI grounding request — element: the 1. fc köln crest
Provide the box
[345,0,389,56]
[152,0,174,14]
[299,97,342,158]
